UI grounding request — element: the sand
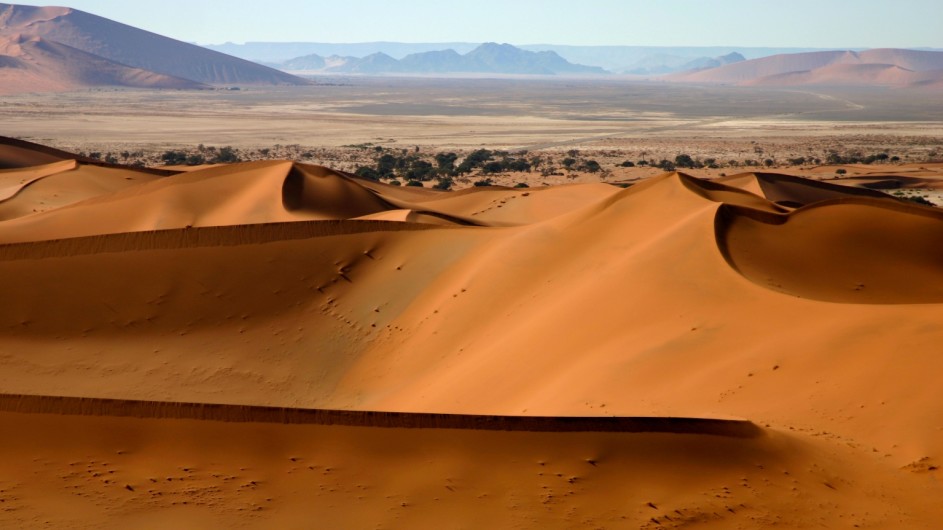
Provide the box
[1,136,943,526]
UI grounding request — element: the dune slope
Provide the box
[2,139,943,527]
[0,34,207,94]
[0,2,308,86]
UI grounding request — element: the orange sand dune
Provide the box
[718,171,894,206]
[6,401,940,528]
[0,161,160,220]
[0,159,76,201]
[370,180,624,226]
[717,198,943,303]
[0,136,177,173]
[0,136,86,168]
[2,139,943,527]
[0,161,401,242]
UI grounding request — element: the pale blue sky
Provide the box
[51,0,943,47]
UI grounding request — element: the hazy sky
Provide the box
[53,0,943,48]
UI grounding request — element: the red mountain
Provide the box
[667,48,943,88]
[0,3,308,91]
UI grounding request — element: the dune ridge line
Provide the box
[0,394,763,437]
[0,219,457,260]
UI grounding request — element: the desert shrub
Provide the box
[505,158,531,172]
[186,154,206,165]
[836,169,847,175]
[406,160,435,181]
[620,160,635,167]
[514,182,529,188]
[355,166,381,180]
[160,150,187,165]
[481,161,504,174]
[435,152,458,174]
[674,154,696,168]
[457,149,493,174]
[376,154,397,177]
[432,177,453,190]
[903,195,935,206]
[473,178,493,187]
[212,146,240,163]
[406,180,423,187]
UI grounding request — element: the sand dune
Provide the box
[0,136,97,168]
[9,403,939,529]
[741,62,942,88]
[718,171,894,206]
[669,48,943,87]
[0,3,308,87]
[2,138,943,526]
[0,34,207,94]
[717,198,943,303]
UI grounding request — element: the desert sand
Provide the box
[1,135,943,527]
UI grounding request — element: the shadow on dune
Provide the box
[0,393,764,437]
[715,197,943,304]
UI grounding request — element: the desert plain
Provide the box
[1,74,943,529]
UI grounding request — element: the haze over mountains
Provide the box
[207,41,851,74]
[217,39,943,86]
[0,2,306,93]
[1,3,941,93]
[277,43,607,75]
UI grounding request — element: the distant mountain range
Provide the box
[272,43,607,76]
[207,42,889,74]
[0,3,307,93]
[2,3,941,94]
